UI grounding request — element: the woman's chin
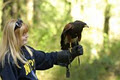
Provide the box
[22,42,27,46]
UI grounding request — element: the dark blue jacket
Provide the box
[0,46,58,80]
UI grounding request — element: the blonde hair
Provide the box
[0,19,32,68]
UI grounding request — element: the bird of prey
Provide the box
[60,20,89,78]
[61,20,89,51]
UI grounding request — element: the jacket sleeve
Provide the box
[29,47,58,70]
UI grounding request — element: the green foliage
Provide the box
[47,40,120,80]
[29,0,72,52]
[0,0,120,80]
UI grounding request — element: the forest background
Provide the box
[0,0,120,80]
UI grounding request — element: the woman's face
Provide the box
[21,33,28,45]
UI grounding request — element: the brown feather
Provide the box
[60,20,89,50]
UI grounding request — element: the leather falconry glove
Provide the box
[57,45,83,66]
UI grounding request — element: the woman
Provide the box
[0,19,83,80]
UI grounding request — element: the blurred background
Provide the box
[0,0,120,80]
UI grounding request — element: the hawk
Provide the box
[60,20,89,78]
[61,20,89,50]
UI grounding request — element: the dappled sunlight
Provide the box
[109,17,120,40]
[49,0,57,6]
[27,0,33,25]
[0,0,120,80]
[71,3,83,20]
[70,0,120,68]
[108,73,117,80]
[91,48,99,60]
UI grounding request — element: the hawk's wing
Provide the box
[61,23,73,50]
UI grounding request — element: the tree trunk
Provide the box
[26,0,33,26]
[103,3,111,50]
[33,0,42,26]
[1,0,20,30]
[1,0,28,30]
[2,0,12,30]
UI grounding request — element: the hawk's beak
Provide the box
[84,25,89,28]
